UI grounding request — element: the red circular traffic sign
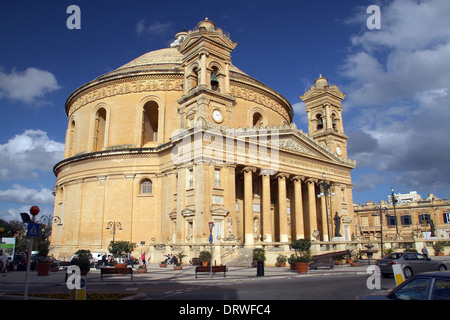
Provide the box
[30,206,40,216]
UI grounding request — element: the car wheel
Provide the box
[403,267,413,278]
[438,264,447,271]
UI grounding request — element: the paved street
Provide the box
[0,261,398,300]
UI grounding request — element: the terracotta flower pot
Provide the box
[278,262,286,268]
[36,262,51,276]
[173,265,183,270]
[137,268,147,273]
[296,262,309,274]
[159,263,167,268]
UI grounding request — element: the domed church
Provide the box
[51,18,356,264]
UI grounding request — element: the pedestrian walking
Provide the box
[422,246,429,259]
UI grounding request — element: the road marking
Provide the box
[125,288,138,291]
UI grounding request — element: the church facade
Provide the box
[50,19,356,264]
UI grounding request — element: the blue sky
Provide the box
[1,0,449,221]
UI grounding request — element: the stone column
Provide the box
[199,51,208,87]
[291,175,305,240]
[176,167,185,243]
[243,166,257,245]
[225,165,237,237]
[319,183,329,241]
[276,173,290,243]
[261,169,273,242]
[306,178,318,240]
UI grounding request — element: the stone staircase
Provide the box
[223,247,254,267]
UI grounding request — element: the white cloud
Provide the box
[342,0,450,109]
[0,205,54,222]
[135,20,174,37]
[0,184,54,204]
[343,0,450,197]
[0,130,64,181]
[0,67,60,105]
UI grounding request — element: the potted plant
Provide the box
[289,239,312,274]
[350,256,360,267]
[159,260,167,267]
[433,241,445,256]
[36,240,51,276]
[288,254,299,270]
[137,264,147,273]
[70,249,93,275]
[199,250,211,267]
[276,254,287,267]
[108,240,137,267]
[350,251,360,266]
[174,251,187,270]
[252,248,266,276]
[252,248,265,265]
[346,252,353,264]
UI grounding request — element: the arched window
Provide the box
[93,108,107,152]
[316,114,323,130]
[140,179,153,194]
[252,112,264,127]
[142,101,159,145]
[211,66,219,91]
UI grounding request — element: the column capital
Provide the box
[291,175,305,182]
[306,177,318,184]
[275,172,290,180]
[242,166,257,174]
[260,168,276,176]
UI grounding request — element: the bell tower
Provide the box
[300,75,349,158]
[177,18,237,127]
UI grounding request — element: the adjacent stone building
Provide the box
[354,194,450,242]
[50,18,356,264]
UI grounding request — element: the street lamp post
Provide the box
[372,205,388,258]
[208,221,214,279]
[317,173,334,241]
[390,188,399,237]
[106,221,123,242]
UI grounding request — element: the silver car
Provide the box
[376,252,448,278]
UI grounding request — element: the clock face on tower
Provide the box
[212,109,223,123]
[336,146,342,156]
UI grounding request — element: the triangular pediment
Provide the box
[181,207,196,217]
[274,131,356,167]
[276,132,334,160]
[210,207,230,217]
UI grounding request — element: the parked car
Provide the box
[376,252,448,278]
[361,271,450,300]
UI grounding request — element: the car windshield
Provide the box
[390,277,431,300]
[385,253,404,260]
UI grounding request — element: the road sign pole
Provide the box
[23,216,35,300]
[23,206,40,300]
